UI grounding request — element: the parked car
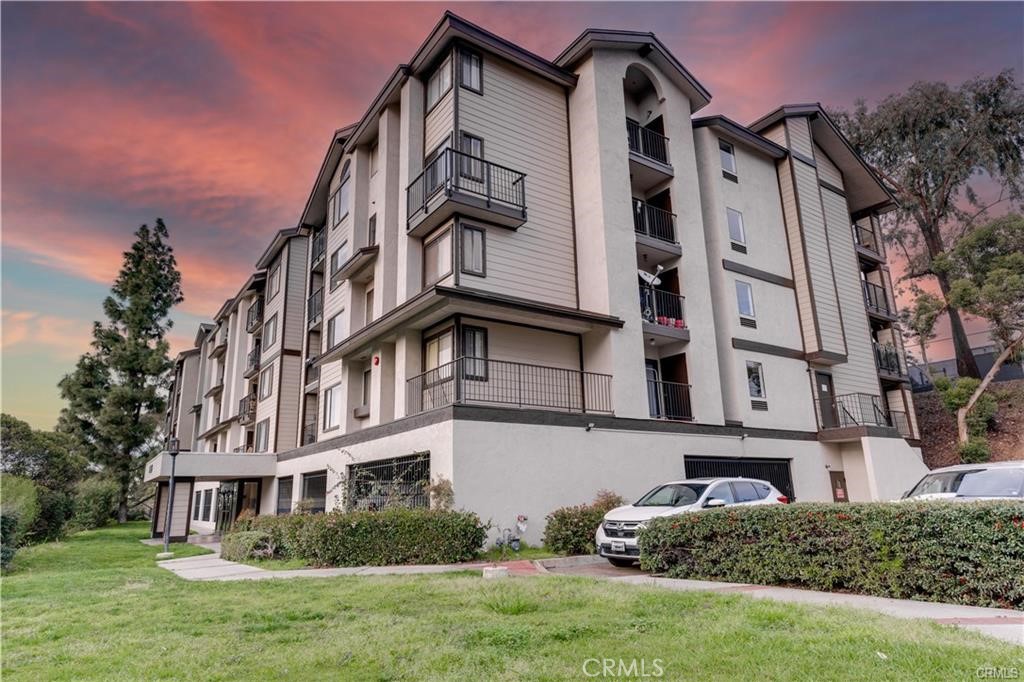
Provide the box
[595,477,789,567]
[902,461,1024,501]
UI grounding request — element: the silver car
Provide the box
[903,461,1024,501]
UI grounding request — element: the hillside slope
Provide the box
[915,378,1024,468]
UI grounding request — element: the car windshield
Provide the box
[955,468,1024,498]
[907,470,984,497]
[634,483,708,507]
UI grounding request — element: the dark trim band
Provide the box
[731,338,805,360]
[722,259,794,288]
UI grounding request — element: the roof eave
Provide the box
[692,115,786,159]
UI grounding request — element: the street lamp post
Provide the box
[157,437,180,559]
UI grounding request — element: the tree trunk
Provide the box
[956,336,1023,445]
[118,478,130,523]
[935,271,981,379]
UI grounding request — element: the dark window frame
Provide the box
[259,363,274,401]
[461,325,488,381]
[262,313,279,349]
[266,263,281,301]
[301,470,328,514]
[255,418,270,452]
[201,489,213,522]
[719,139,738,182]
[459,132,485,182]
[746,360,766,399]
[276,476,294,515]
[459,48,483,94]
[460,225,486,276]
[193,490,202,520]
[326,311,345,350]
[322,382,342,432]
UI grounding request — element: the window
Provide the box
[361,368,372,408]
[301,471,327,514]
[267,264,281,300]
[425,330,454,370]
[424,139,451,195]
[423,229,452,286]
[727,208,745,245]
[459,132,484,181]
[462,326,488,380]
[323,383,342,431]
[364,286,375,325]
[330,162,351,227]
[460,50,482,92]
[327,311,346,349]
[719,139,737,178]
[731,481,760,503]
[201,489,213,521]
[330,241,349,289]
[735,281,755,319]
[426,55,452,110]
[367,215,377,246]
[276,476,294,515]
[347,454,430,511]
[263,314,278,348]
[706,483,735,505]
[259,364,274,400]
[193,491,202,520]
[255,419,270,452]
[461,226,485,276]
[746,361,766,399]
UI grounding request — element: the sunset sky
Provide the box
[2,2,1021,428]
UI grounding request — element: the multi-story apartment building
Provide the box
[147,12,925,544]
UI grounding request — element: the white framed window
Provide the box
[423,229,452,287]
[323,383,343,431]
[460,50,482,92]
[426,55,452,110]
[727,208,746,245]
[746,361,766,399]
[361,368,372,408]
[735,281,755,319]
[461,226,485,276]
[330,162,351,227]
[259,364,274,400]
[364,285,375,326]
[719,139,737,177]
[267,264,281,300]
[327,311,346,349]
[425,330,454,370]
[255,419,270,453]
[263,314,278,348]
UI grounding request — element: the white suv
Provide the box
[902,461,1024,501]
[595,477,789,567]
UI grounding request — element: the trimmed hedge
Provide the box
[225,508,489,567]
[639,501,1024,609]
[543,490,625,555]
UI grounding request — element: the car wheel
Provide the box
[607,557,635,568]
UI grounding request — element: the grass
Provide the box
[2,523,1020,681]
[477,543,559,562]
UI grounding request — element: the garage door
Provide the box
[684,456,795,501]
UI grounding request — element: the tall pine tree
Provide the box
[59,219,183,522]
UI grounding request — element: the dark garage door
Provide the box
[684,456,795,501]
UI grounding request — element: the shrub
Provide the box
[958,438,991,463]
[0,475,39,543]
[1,512,20,570]
[639,501,1024,609]
[221,530,278,562]
[72,477,120,529]
[221,508,489,567]
[31,488,76,541]
[543,490,626,556]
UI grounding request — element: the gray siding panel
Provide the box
[786,118,814,159]
[457,54,577,308]
[425,89,454,153]
[284,239,308,352]
[815,145,843,188]
[777,158,818,352]
[275,353,303,451]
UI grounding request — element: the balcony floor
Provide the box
[408,189,526,238]
[635,233,681,269]
[642,321,690,346]
[628,153,673,193]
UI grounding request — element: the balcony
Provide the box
[633,199,680,266]
[646,379,693,421]
[854,224,883,260]
[310,229,326,273]
[626,119,672,191]
[304,357,320,392]
[302,422,317,446]
[238,393,257,426]
[307,288,324,330]
[203,376,225,399]
[243,345,261,379]
[862,281,895,320]
[814,392,912,441]
[889,410,913,439]
[407,149,526,238]
[245,299,263,334]
[873,341,903,379]
[406,357,613,416]
[639,285,689,345]
[209,337,228,359]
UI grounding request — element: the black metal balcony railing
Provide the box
[302,422,317,446]
[244,345,261,377]
[626,119,670,165]
[407,148,526,226]
[307,288,324,328]
[647,379,693,421]
[406,357,613,415]
[873,342,902,376]
[889,410,912,438]
[815,392,890,430]
[632,199,677,244]
[238,393,257,426]
[639,285,686,327]
[245,299,263,334]
[311,229,326,267]
[863,280,893,316]
[855,224,880,254]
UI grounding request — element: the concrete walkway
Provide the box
[538,556,1024,646]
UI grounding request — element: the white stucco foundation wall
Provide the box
[860,436,929,500]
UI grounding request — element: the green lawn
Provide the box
[2,523,1019,681]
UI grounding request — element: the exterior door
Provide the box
[645,360,661,417]
[214,482,237,533]
[830,471,849,503]
[815,372,839,428]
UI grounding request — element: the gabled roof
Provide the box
[692,115,786,159]
[298,125,357,230]
[749,103,896,213]
[555,29,711,112]
[193,323,215,347]
[254,226,308,270]
[212,298,234,323]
